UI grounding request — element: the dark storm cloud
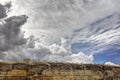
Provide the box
[0,3,7,19]
[0,2,11,19]
[0,3,28,51]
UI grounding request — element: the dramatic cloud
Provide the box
[2,37,93,63]
[9,1,120,64]
[8,0,120,44]
[0,2,93,63]
[0,2,28,59]
[0,15,28,51]
[0,0,120,65]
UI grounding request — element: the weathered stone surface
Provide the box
[0,60,120,80]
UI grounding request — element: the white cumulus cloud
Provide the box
[105,61,119,66]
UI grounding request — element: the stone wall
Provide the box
[0,62,120,80]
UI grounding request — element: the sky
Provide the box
[0,0,120,65]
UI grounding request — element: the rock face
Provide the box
[0,60,120,80]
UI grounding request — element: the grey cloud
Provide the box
[0,15,28,51]
[0,3,7,19]
[11,0,120,44]
[0,9,91,63]
[0,2,11,19]
[1,0,119,64]
[2,37,93,64]
[0,3,28,52]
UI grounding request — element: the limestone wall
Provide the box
[0,62,120,80]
